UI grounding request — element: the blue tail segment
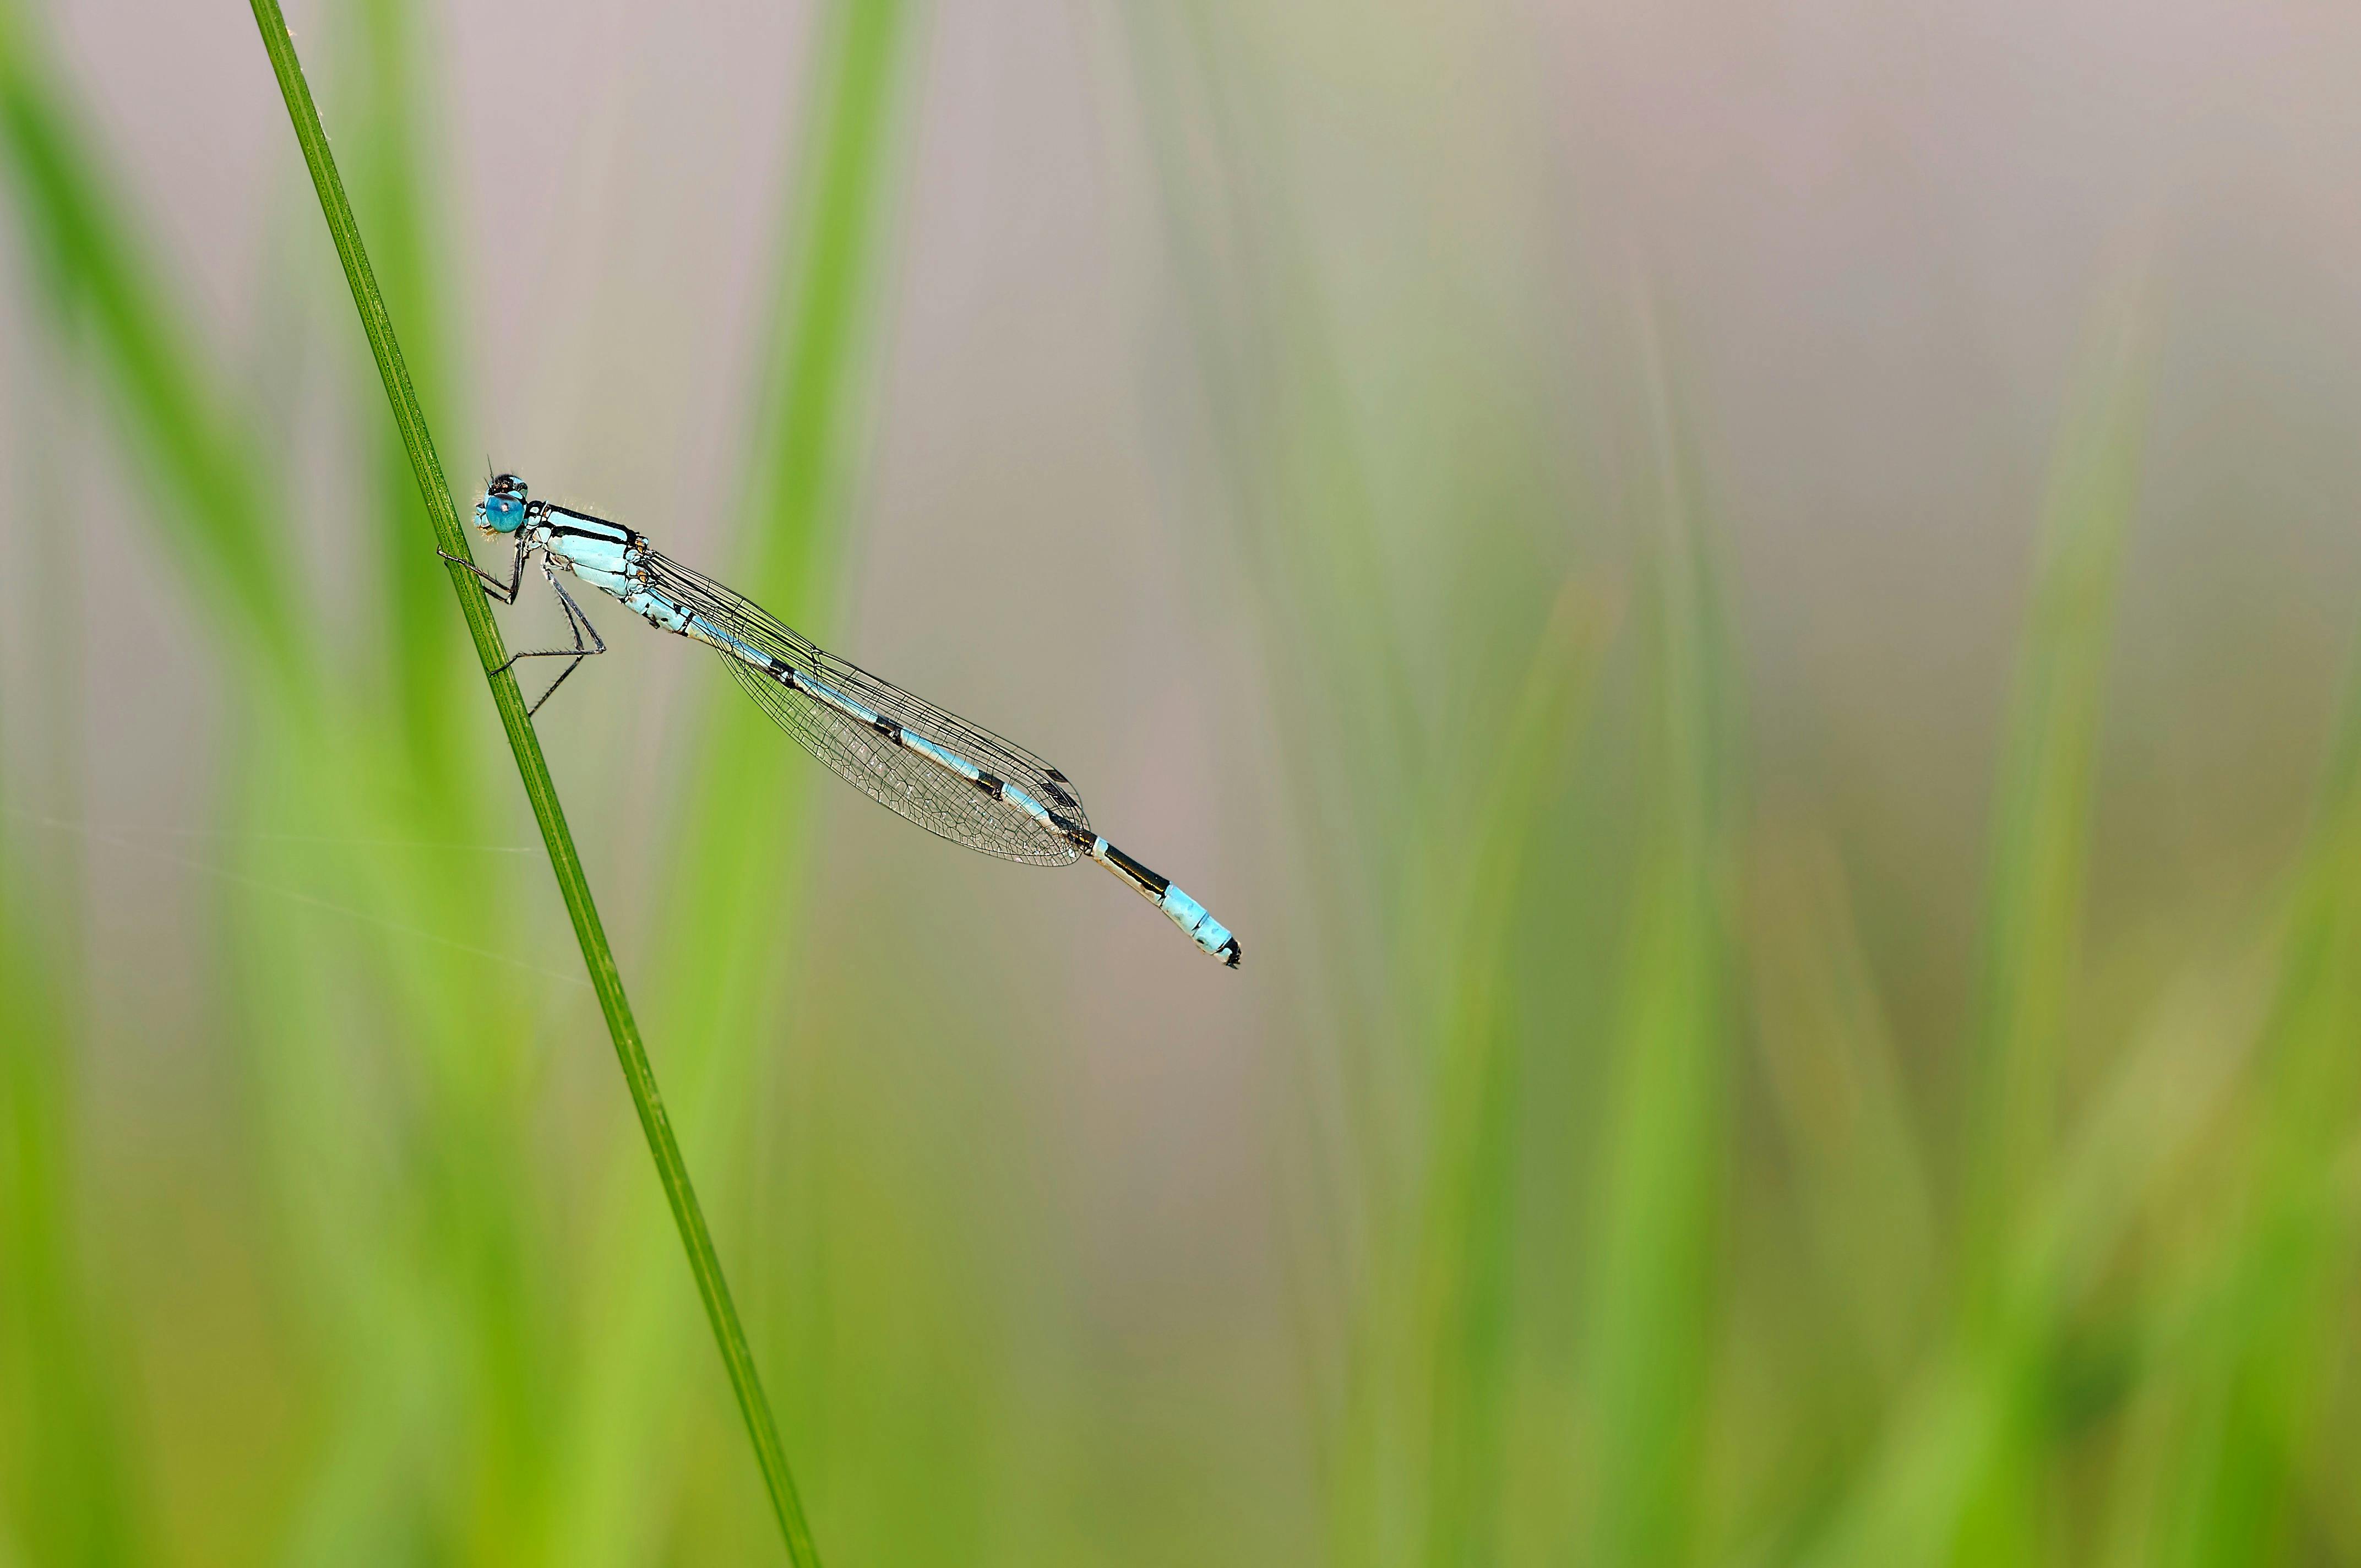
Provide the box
[1091,837,1243,967]
[1157,880,1241,965]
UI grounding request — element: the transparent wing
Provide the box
[649,551,1088,867]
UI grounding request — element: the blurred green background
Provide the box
[6,0,2361,1562]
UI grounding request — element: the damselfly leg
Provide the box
[439,538,527,603]
[498,564,607,716]
[442,543,607,716]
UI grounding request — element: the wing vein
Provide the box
[649,551,1087,866]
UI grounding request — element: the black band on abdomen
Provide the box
[1097,839,1170,899]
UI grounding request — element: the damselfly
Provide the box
[443,475,1241,967]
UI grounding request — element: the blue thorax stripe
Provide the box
[542,506,630,543]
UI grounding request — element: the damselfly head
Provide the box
[476,472,529,535]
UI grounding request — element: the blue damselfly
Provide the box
[445,475,1241,967]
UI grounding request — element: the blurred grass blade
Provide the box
[241,3,822,1561]
[339,0,476,810]
[539,6,926,1560]
[0,0,297,677]
[618,0,923,1527]
[578,0,921,1539]
[1417,581,1608,1567]
[1583,282,1739,1568]
[0,10,510,1554]
[0,706,142,1568]
[1960,290,2150,1291]
[1950,287,2146,1564]
[1802,280,2150,1568]
[739,0,917,607]
[2141,535,2361,1565]
[1748,828,1936,1389]
[655,0,922,1023]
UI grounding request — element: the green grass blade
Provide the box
[0,140,145,1568]
[738,0,917,607]
[537,6,923,1555]
[0,0,297,677]
[1748,829,1937,1392]
[240,4,821,1560]
[0,14,534,1552]
[2137,593,2361,1565]
[1799,284,2150,1568]
[1949,291,2146,1564]
[532,8,924,1556]
[1417,582,1608,1567]
[655,0,921,1027]
[637,0,921,1105]
[1960,293,2149,1294]
[1583,288,1740,1568]
[0,725,142,1568]
[340,0,477,812]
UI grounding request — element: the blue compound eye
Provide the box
[480,494,525,533]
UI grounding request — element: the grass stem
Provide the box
[242,4,820,1560]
